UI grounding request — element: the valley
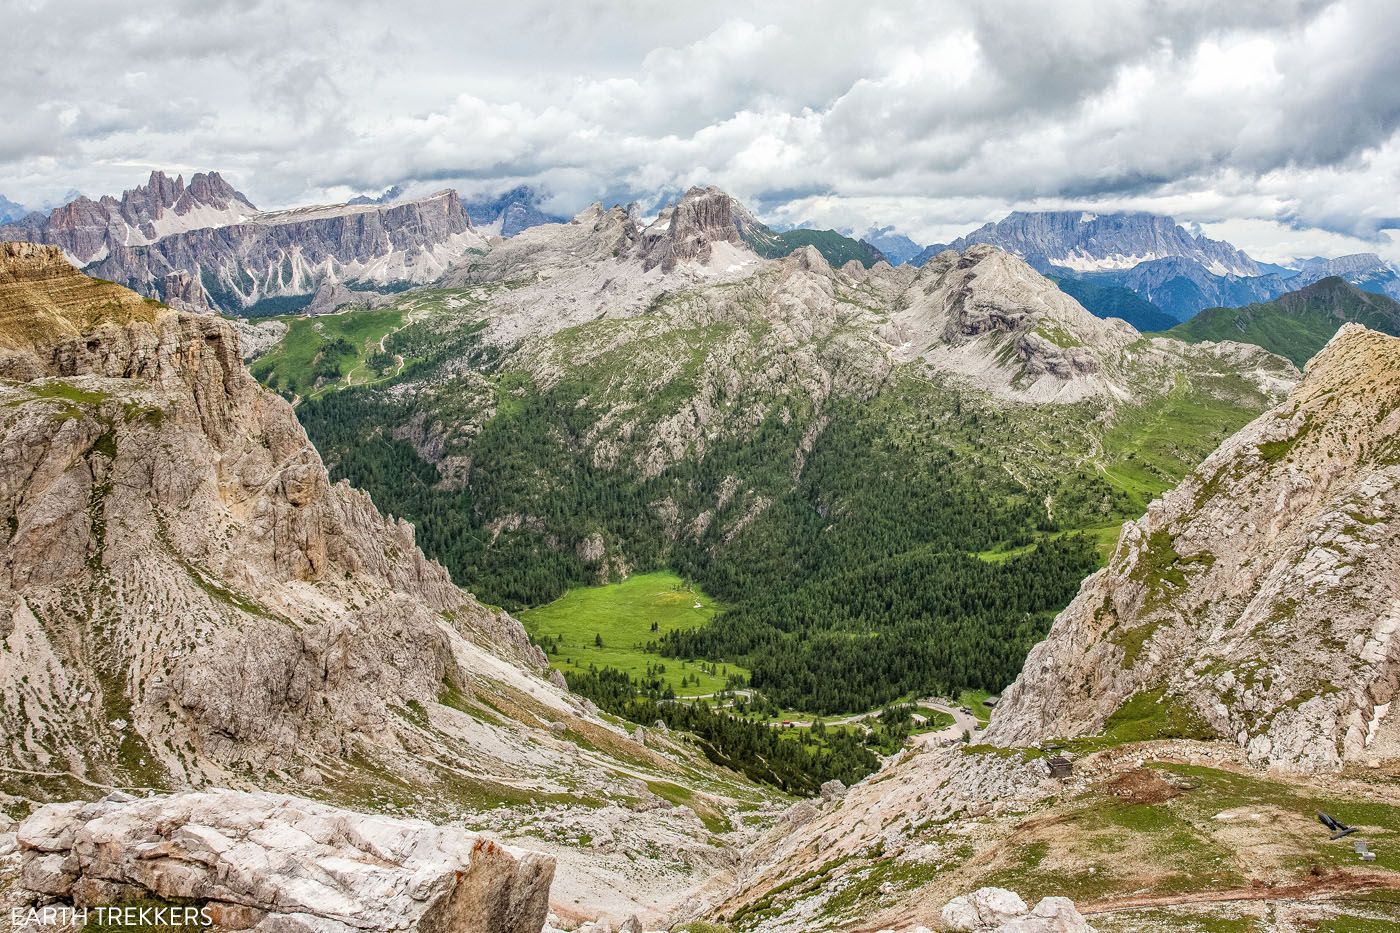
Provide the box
[2,178,1398,933]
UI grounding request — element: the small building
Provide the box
[984,695,1000,709]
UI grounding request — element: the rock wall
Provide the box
[0,244,551,789]
[986,325,1400,772]
[0,171,256,265]
[85,190,486,312]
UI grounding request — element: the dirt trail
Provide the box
[1085,869,1400,915]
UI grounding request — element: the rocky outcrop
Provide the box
[0,247,787,926]
[17,790,554,933]
[0,244,566,790]
[86,189,487,313]
[887,245,1139,402]
[161,269,208,312]
[986,325,1400,772]
[639,186,751,272]
[941,888,1095,932]
[0,171,257,265]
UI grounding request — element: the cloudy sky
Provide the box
[5,0,1400,262]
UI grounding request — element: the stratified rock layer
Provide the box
[17,790,554,933]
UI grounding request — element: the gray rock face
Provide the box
[0,246,558,787]
[1116,255,1289,320]
[86,189,487,313]
[639,186,750,272]
[1290,253,1400,299]
[916,210,1261,277]
[986,325,1400,772]
[161,269,208,312]
[0,170,257,265]
[17,790,555,933]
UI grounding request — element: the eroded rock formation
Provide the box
[17,790,554,933]
[986,324,1400,772]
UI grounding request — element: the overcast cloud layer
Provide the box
[4,0,1400,263]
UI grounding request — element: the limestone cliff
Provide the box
[0,171,257,266]
[0,244,788,926]
[85,189,487,313]
[0,243,558,793]
[986,324,1400,772]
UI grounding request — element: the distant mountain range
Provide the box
[1168,276,1400,366]
[0,171,258,265]
[0,171,489,314]
[463,185,568,237]
[914,210,1262,277]
[895,209,1400,323]
[0,194,26,225]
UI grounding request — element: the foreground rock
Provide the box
[17,790,554,932]
[941,887,1095,932]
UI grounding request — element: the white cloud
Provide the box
[2,0,1398,264]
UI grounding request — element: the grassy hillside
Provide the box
[743,227,886,268]
[1168,276,1400,367]
[247,308,403,399]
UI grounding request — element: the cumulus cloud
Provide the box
[3,0,1399,261]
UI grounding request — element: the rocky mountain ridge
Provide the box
[986,324,1400,773]
[86,188,489,314]
[1291,252,1400,298]
[0,171,257,265]
[909,209,1400,321]
[0,243,783,926]
[1169,275,1400,366]
[914,210,1262,277]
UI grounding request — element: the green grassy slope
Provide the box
[739,224,886,268]
[520,571,747,697]
[1168,276,1400,367]
[247,308,403,399]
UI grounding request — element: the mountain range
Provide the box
[284,185,1294,720]
[914,210,1262,276]
[892,210,1400,323]
[464,185,569,237]
[5,172,1400,929]
[1169,275,1400,366]
[0,170,258,265]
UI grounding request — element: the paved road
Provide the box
[913,698,984,745]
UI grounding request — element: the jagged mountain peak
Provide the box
[885,243,1143,402]
[0,169,258,265]
[986,323,1400,771]
[922,209,1262,277]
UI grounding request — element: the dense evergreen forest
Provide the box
[296,314,1107,718]
[566,667,882,793]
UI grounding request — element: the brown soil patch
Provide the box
[1085,868,1400,913]
[1104,768,1180,805]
